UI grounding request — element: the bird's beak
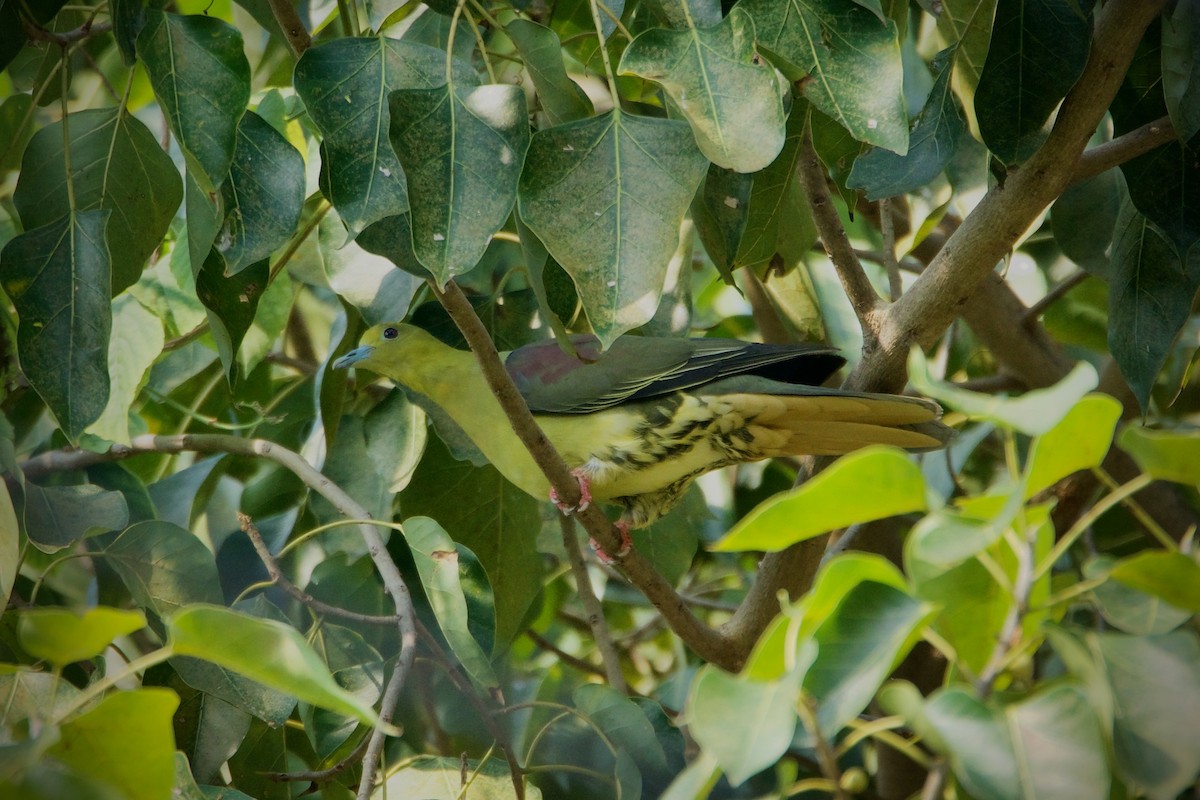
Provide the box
[333,345,374,370]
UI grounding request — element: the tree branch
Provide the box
[796,124,884,345]
[265,0,312,57]
[559,516,628,693]
[856,0,1169,394]
[1068,115,1177,188]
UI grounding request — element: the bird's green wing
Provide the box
[506,335,847,413]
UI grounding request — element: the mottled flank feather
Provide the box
[334,324,954,529]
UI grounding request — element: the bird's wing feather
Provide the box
[507,336,847,414]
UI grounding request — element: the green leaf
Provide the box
[168,674,251,783]
[714,447,927,552]
[1024,394,1122,497]
[1118,425,1200,485]
[975,0,1092,163]
[17,607,146,666]
[193,253,268,389]
[1005,684,1110,798]
[1085,557,1192,636]
[102,520,224,616]
[737,0,908,155]
[294,37,476,240]
[688,665,802,786]
[24,482,129,552]
[1107,197,1193,411]
[1095,631,1200,798]
[907,506,1009,570]
[216,111,305,275]
[137,10,250,192]
[406,516,500,691]
[168,605,385,727]
[0,93,35,174]
[505,20,593,126]
[935,0,997,99]
[376,755,545,799]
[574,684,669,776]
[1163,0,1200,143]
[13,108,182,294]
[402,434,542,653]
[518,110,708,346]
[301,624,385,760]
[319,213,424,325]
[185,171,223,274]
[692,164,753,277]
[0,210,112,440]
[1109,551,1200,612]
[908,347,1098,435]
[848,48,966,200]
[0,480,16,610]
[111,0,145,64]
[82,295,164,446]
[388,82,529,284]
[1050,166,1122,276]
[619,8,786,173]
[734,106,810,270]
[47,689,180,800]
[922,687,1019,800]
[803,581,932,739]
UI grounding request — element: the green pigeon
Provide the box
[334,323,952,554]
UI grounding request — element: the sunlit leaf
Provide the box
[17,607,146,666]
[1024,394,1122,497]
[1118,425,1200,485]
[83,295,164,447]
[0,481,16,610]
[714,447,927,552]
[619,8,786,173]
[47,689,179,800]
[518,110,707,345]
[1109,551,1200,612]
[169,605,385,726]
[375,755,544,799]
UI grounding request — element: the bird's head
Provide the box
[332,322,419,372]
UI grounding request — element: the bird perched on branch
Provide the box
[334,323,952,557]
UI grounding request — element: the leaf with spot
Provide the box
[388,82,529,285]
[619,7,786,173]
[737,0,908,154]
[0,210,111,440]
[193,252,269,389]
[215,111,305,275]
[137,10,250,192]
[975,0,1092,163]
[518,110,708,346]
[13,108,182,294]
[294,37,477,241]
[848,48,966,199]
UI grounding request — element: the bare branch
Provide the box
[559,517,628,693]
[879,199,903,302]
[265,0,312,57]
[796,124,884,343]
[1069,115,1177,188]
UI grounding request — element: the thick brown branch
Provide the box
[796,124,884,344]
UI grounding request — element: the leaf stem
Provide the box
[60,49,76,212]
[587,0,621,107]
[447,0,467,85]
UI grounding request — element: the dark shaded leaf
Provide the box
[193,253,269,388]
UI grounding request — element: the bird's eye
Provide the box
[383,327,399,340]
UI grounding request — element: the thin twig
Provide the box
[879,199,903,302]
[1023,270,1088,323]
[559,516,629,693]
[526,630,607,676]
[1068,115,1177,188]
[266,736,370,783]
[797,695,849,800]
[21,19,112,46]
[921,761,949,800]
[796,122,883,344]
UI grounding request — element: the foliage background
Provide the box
[1,0,1199,798]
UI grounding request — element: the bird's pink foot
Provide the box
[589,521,632,564]
[550,467,593,515]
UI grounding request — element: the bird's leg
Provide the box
[549,466,593,515]
[589,520,632,564]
